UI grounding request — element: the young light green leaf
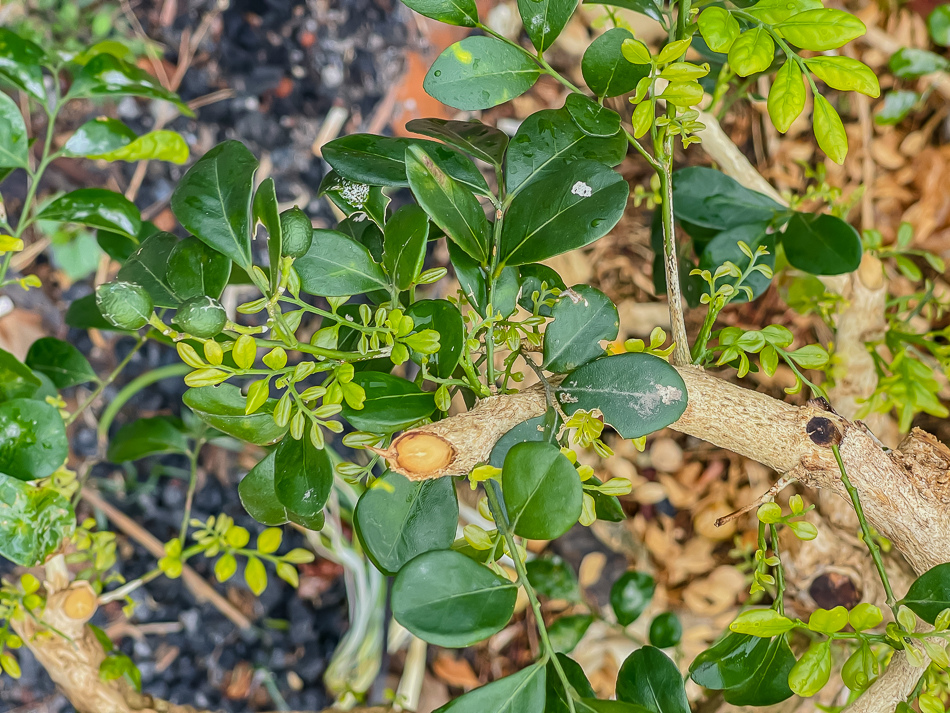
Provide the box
[788,641,832,697]
[621,38,652,64]
[401,0,478,26]
[0,473,74,566]
[805,56,880,97]
[812,94,848,165]
[776,9,866,51]
[768,60,806,133]
[697,7,741,53]
[728,28,774,77]
[729,609,795,637]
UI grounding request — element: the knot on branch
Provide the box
[806,416,842,447]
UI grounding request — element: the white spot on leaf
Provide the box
[571,181,592,198]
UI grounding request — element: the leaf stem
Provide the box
[97,363,192,440]
[66,336,147,427]
[179,433,208,543]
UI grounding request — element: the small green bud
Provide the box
[96,281,153,330]
[174,296,227,338]
[279,207,313,258]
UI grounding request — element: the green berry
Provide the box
[95,281,153,330]
[174,296,227,338]
[279,207,313,258]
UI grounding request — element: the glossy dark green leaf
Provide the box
[407,118,509,166]
[407,145,490,264]
[253,178,282,288]
[506,108,627,194]
[383,204,429,290]
[295,230,388,296]
[721,636,795,706]
[117,231,180,307]
[106,416,189,462]
[69,53,192,114]
[96,221,158,264]
[341,372,436,432]
[649,612,682,648]
[589,474,625,522]
[238,451,289,526]
[322,134,490,194]
[672,167,784,230]
[698,223,774,303]
[436,663,545,713]
[0,29,47,101]
[543,285,619,373]
[564,94,621,137]
[502,441,582,540]
[888,48,949,79]
[183,385,288,446]
[581,0,663,23]
[689,632,771,690]
[526,555,580,601]
[546,653,595,713]
[490,414,560,468]
[0,473,74,566]
[38,188,141,238]
[518,263,566,317]
[500,159,628,266]
[557,353,688,439]
[578,701,653,713]
[64,117,136,156]
[0,399,68,481]
[448,240,488,315]
[494,264,522,318]
[616,646,689,713]
[402,0,478,26]
[0,91,28,168]
[518,0,577,52]
[548,614,593,653]
[354,470,458,576]
[424,36,540,111]
[392,549,518,647]
[25,337,97,388]
[274,435,333,520]
[901,562,950,624]
[582,28,651,98]
[338,214,385,262]
[610,570,655,626]
[406,299,464,379]
[782,212,861,276]
[318,171,391,227]
[0,349,41,402]
[171,141,258,271]
[166,236,232,301]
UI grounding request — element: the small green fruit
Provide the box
[96,281,153,330]
[174,296,227,338]
[279,207,313,258]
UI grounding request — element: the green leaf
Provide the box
[622,38,652,64]
[170,141,258,271]
[0,349,41,402]
[617,646,689,713]
[556,353,688,439]
[294,230,388,296]
[649,612,682,648]
[406,118,509,166]
[97,220,157,263]
[849,602,884,631]
[546,654,595,713]
[252,178,282,288]
[581,0,663,23]
[0,29,47,101]
[435,663,545,713]
[490,414,560,468]
[506,108,627,194]
[565,94,622,137]
[768,60,806,133]
[672,167,784,230]
[727,28,774,77]
[165,236,232,301]
[788,641,832,697]
[354,470,458,576]
[518,0,577,52]
[406,299,464,379]
[928,4,950,46]
[776,9,866,51]
[340,372,436,432]
[38,188,141,238]
[25,337,97,388]
[116,231,181,307]
[239,451,289,526]
[689,632,771,690]
[518,263,566,317]
[69,53,192,114]
[67,121,189,163]
[501,442,582,540]
[888,48,950,79]
[699,223,775,303]
[0,399,68,481]
[782,212,861,275]
[661,80,704,108]
[401,0,478,26]
[729,608,795,636]
[722,636,795,705]
[0,91,28,168]
[697,7,740,53]
[578,701,653,713]
[407,145,490,264]
[901,562,950,624]
[392,549,518,647]
[274,434,333,520]
[383,204,429,291]
[611,570,655,625]
[0,473,74,566]
[543,284,619,372]
[842,642,878,693]
[746,0,822,24]
[807,606,848,634]
[582,28,651,98]
[106,416,189,462]
[65,294,119,332]
[424,36,541,111]
[184,385,288,446]
[500,159,628,266]
[805,56,879,98]
[526,555,580,601]
[548,614,593,653]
